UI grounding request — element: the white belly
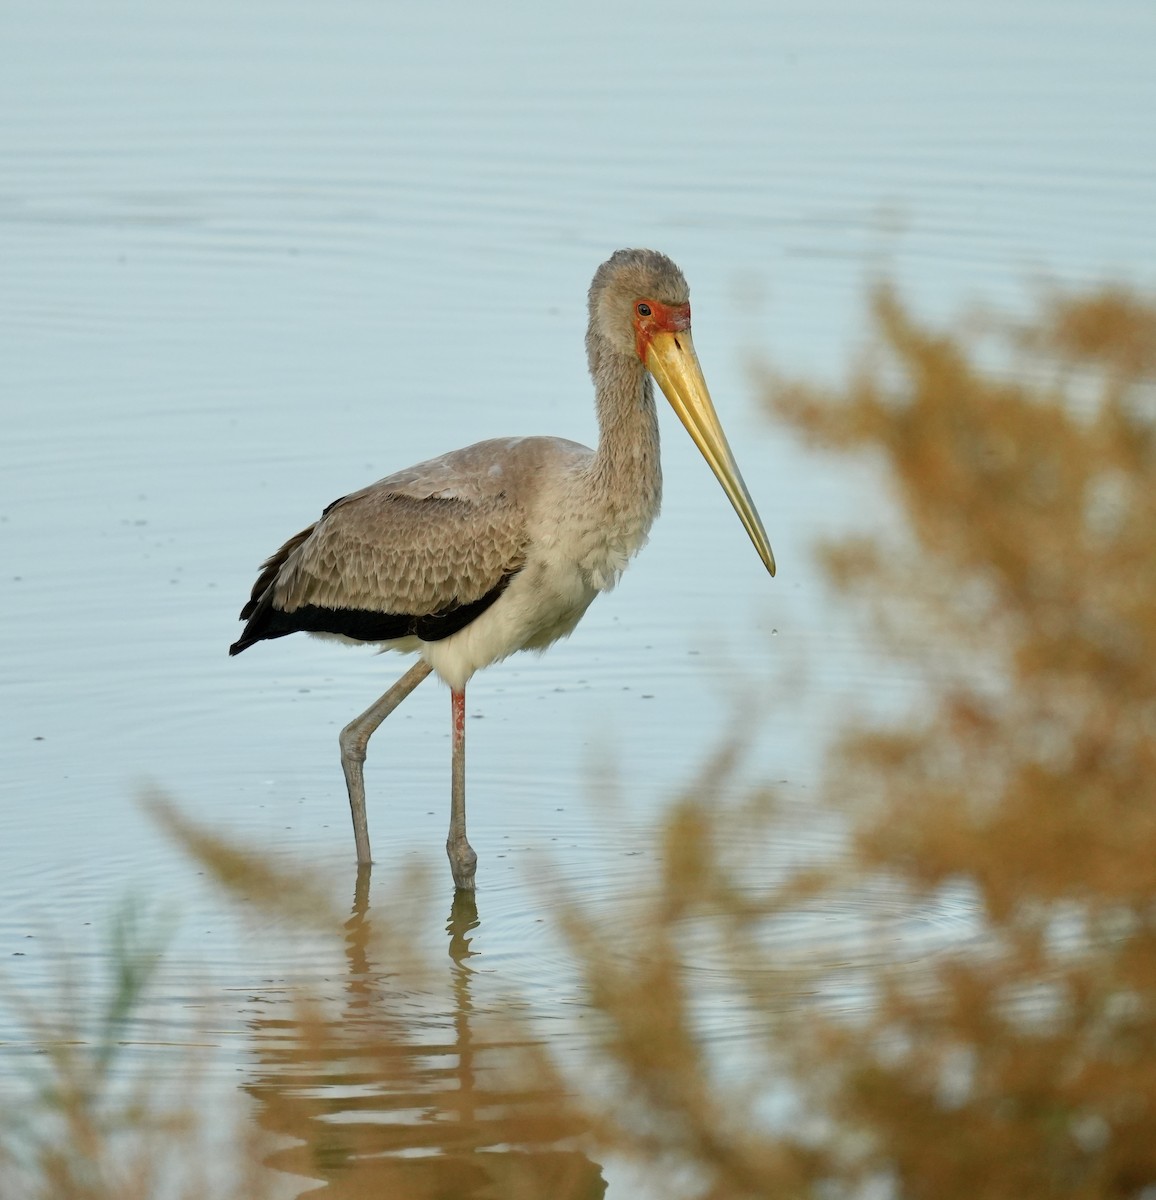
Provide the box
[355,516,641,691]
[417,553,598,690]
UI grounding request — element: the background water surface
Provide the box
[2,1,1155,1194]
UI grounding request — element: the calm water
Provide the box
[3,0,1155,1193]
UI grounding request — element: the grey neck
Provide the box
[585,343,663,530]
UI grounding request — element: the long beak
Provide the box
[646,329,776,577]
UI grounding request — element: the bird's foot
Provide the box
[447,838,478,891]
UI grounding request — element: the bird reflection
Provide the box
[241,871,605,1199]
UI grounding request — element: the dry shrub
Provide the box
[756,283,1156,1199]
[0,904,270,1200]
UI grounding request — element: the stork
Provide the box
[230,249,775,890]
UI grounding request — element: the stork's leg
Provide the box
[447,686,477,890]
[339,659,433,864]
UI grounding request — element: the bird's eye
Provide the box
[636,303,652,317]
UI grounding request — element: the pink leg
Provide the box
[446,686,477,890]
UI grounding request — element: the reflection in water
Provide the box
[242,867,605,1198]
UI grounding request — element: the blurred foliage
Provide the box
[753,282,1156,1198]
[0,904,268,1200]
[4,282,1155,1198]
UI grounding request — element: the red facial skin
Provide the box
[633,299,692,362]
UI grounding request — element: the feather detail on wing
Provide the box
[229,478,528,655]
[228,436,592,657]
[274,490,526,615]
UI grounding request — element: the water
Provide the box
[2,0,1154,1193]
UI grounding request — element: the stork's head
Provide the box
[588,248,691,360]
[587,248,776,578]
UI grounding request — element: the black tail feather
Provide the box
[229,570,520,656]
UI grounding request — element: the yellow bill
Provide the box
[645,329,776,577]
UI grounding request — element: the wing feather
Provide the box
[274,489,526,616]
[229,436,584,656]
